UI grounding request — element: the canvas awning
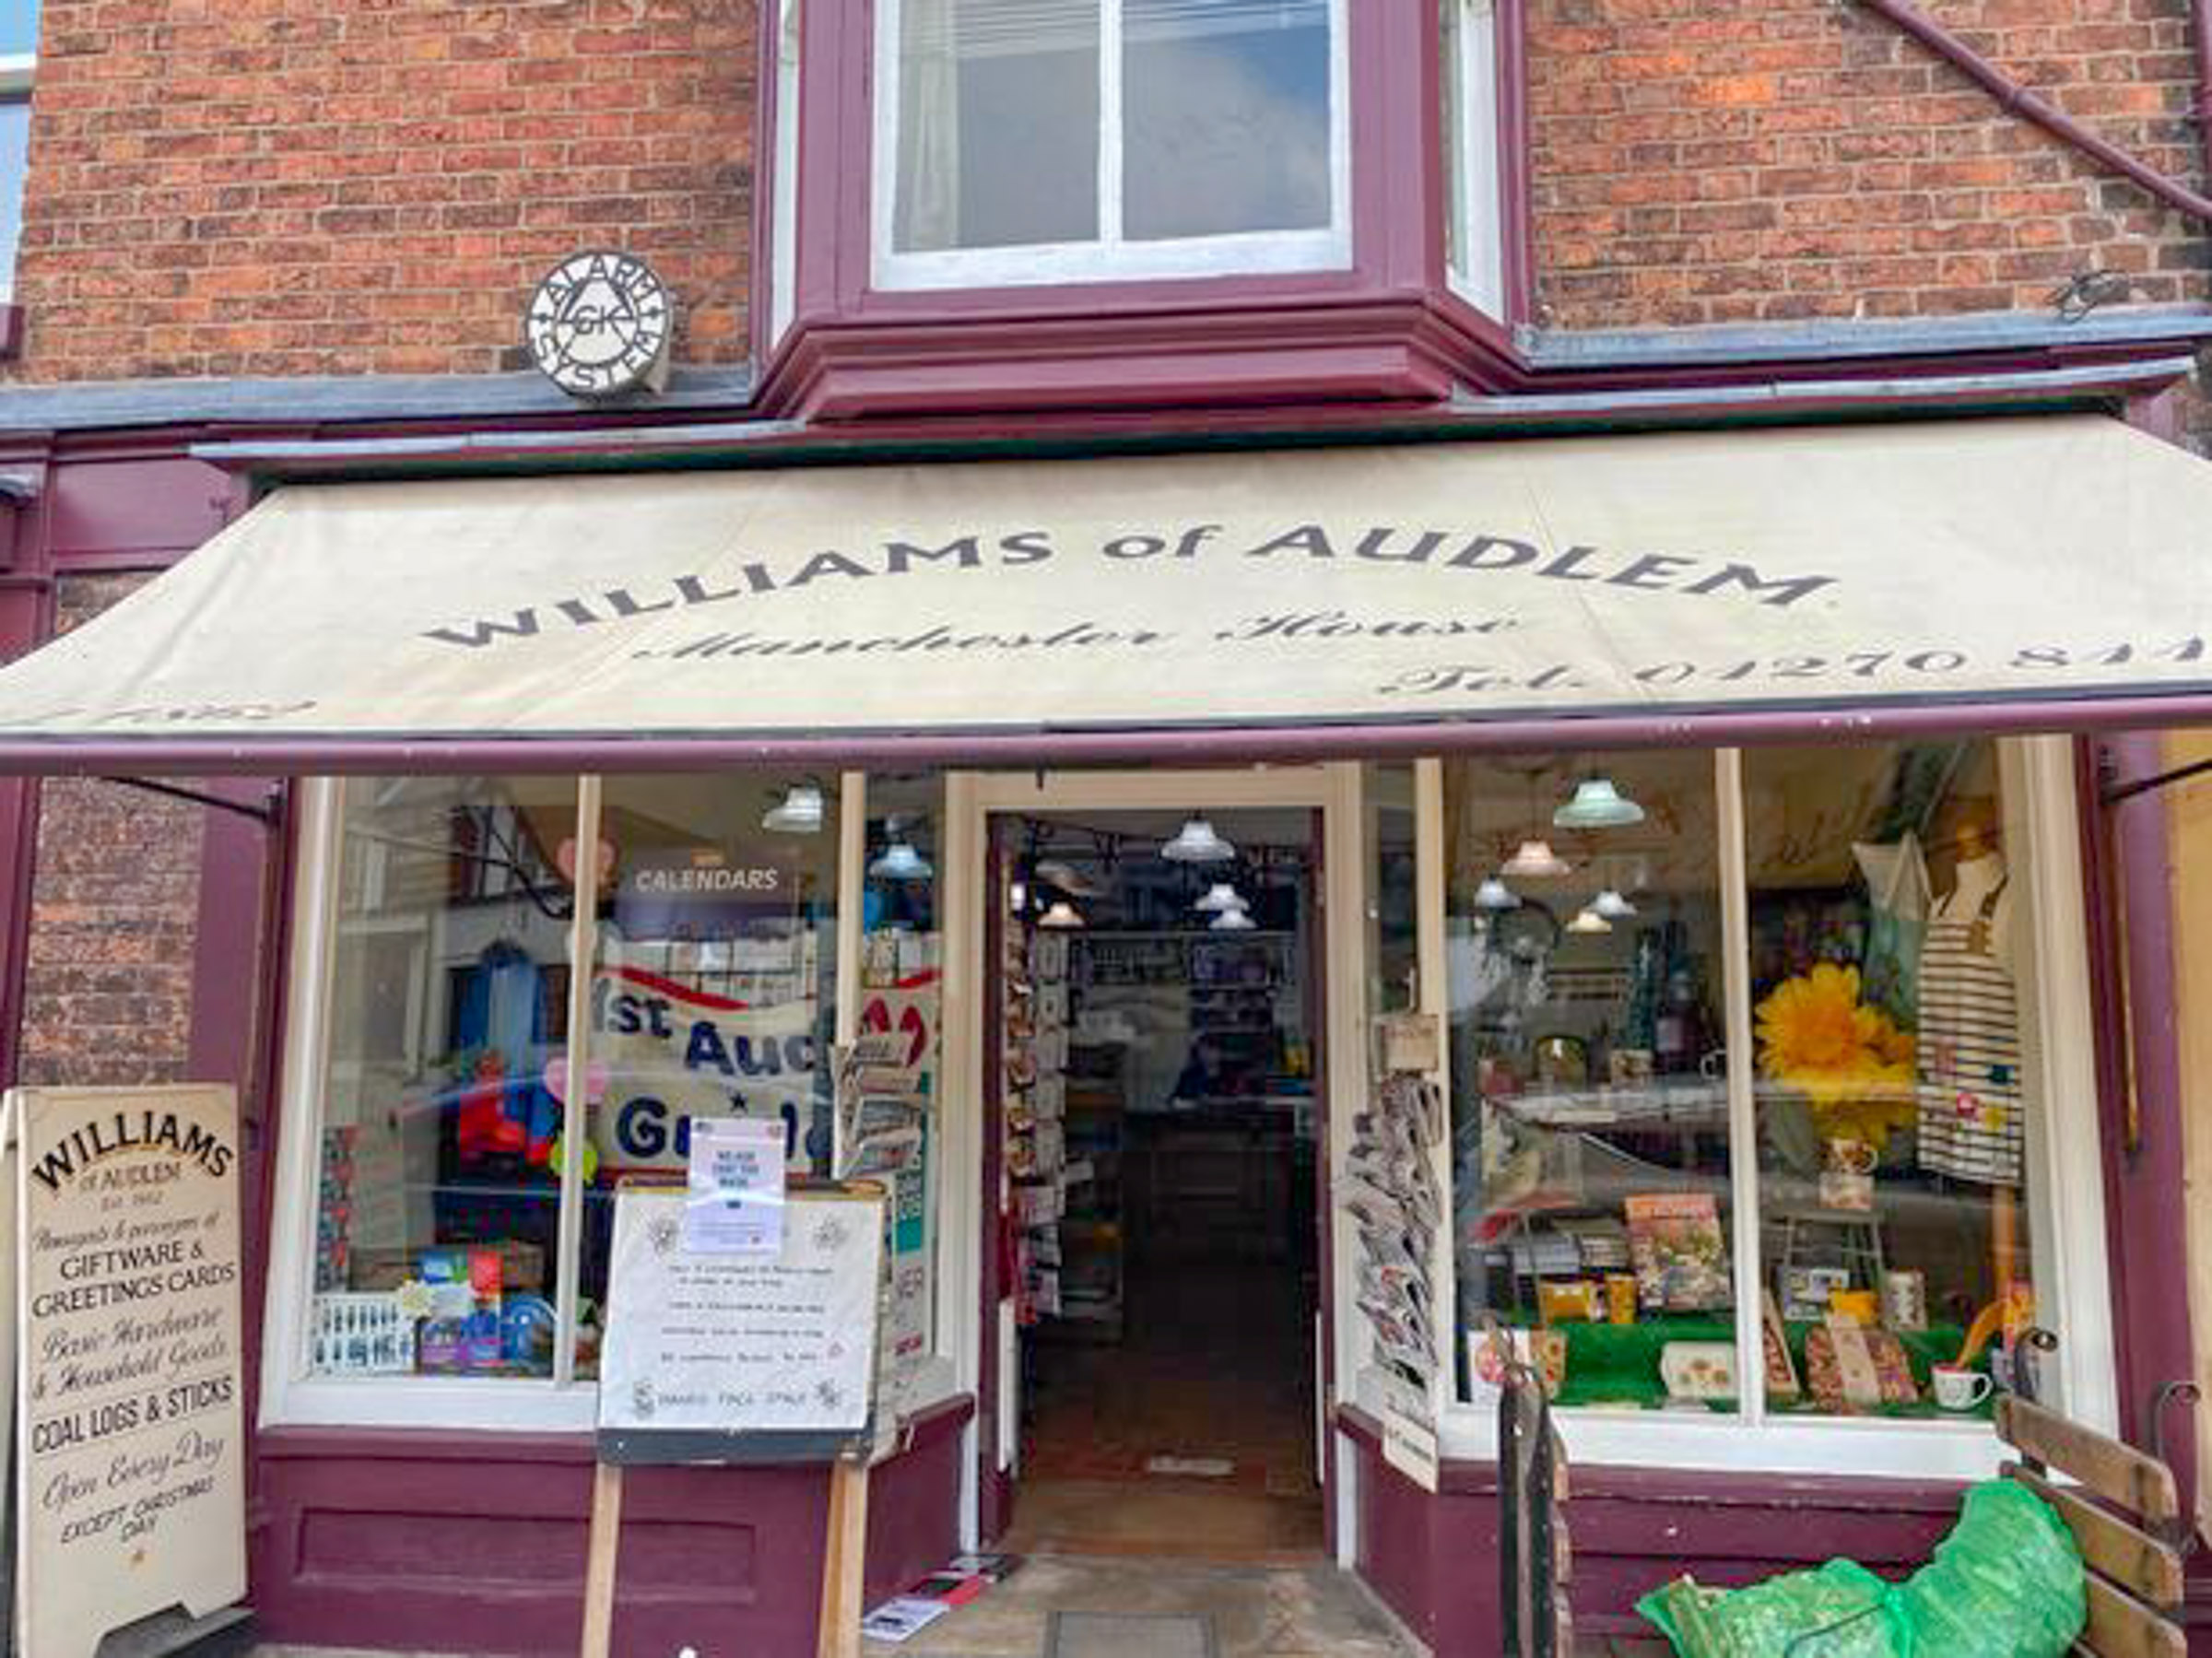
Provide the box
[0,415,2208,772]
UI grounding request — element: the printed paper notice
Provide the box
[684,1116,786,1255]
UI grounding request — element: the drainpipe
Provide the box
[1853,0,2212,225]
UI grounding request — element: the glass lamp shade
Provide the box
[1194,883,1248,913]
[1566,906,1613,935]
[1500,838,1572,878]
[1209,908,1258,932]
[1474,876,1522,911]
[761,783,826,834]
[868,840,934,881]
[1161,817,1236,863]
[1554,777,1646,829]
[1593,888,1638,919]
[1037,900,1086,929]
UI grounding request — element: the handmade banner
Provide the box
[11,1084,246,1658]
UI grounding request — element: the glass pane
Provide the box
[860,775,944,1413]
[1441,0,1465,279]
[1744,740,2034,1419]
[0,101,28,300]
[894,0,1100,253]
[1366,763,1418,1016]
[580,776,842,1375]
[310,778,578,1381]
[0,0,35,55]
[1124,0,1332,241]
[1446,754,1737,1412]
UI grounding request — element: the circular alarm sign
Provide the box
[524,250,675,399]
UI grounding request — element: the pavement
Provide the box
[246,1555,1415,1658]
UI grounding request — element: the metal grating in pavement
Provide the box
[1045,1610,1217,1658]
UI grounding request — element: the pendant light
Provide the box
[1474,876,1521,911]
[1037,900,1086,929]
[868,826,934,881]
[1501,838,1572,879]
[1566,906,1613,935]
[761,782,826,834]
[1554,776,1646,830]
[1209,908,1257,932]
[1160,815,1236,864]
[1194,882,1247,914]
[1593,888,1638,920]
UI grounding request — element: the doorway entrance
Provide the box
[979,785,1337,1562]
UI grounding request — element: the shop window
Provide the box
[1743,741,2036,1419]
[1365,763,1419,1016]
[860,775,945,1415]
[1435,741,2094,1457]
[768,0,802,346]
[307,777,582,1385]
[1440,0,1505,317]
[875,0,1350,289]
[288,772,846,1413]
[1446,753,1737,1414]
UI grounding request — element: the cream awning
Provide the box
[0,415,2207,765]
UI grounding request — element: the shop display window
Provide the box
[1365,764,1418,1017]
[1745,740,2034,1419]
[309,777,580,1381]
[1445,754,1737,1413]
[304,772,841,1389]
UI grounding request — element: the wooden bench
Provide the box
[1997,1392,2189,1658]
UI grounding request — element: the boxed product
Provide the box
[417,1247,504,1372]
[1625,1194,1733,1312]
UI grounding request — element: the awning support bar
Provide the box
[95,777,282,826]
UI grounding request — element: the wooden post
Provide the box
[579,1460,626,1658]
[816,1453,872,1658]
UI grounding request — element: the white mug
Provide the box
[1931,1365,1994,1411]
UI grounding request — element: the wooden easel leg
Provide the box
[817,1456,871,1658]
[580,1461,626,1658]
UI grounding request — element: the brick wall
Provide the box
[15,574,204,1086]
[14,0,755,382]
[1528,0,2212,329]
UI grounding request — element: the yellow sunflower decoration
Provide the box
[1754,962,1917,1150]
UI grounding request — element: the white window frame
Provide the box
[1371,737,2116,1481]
[261,772,968,1435]
[870,0,1353,292]
[1441,0,1506,318]
[769,0,802,347]
[0,51,35,305]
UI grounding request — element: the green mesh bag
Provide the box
[1888,1480,2086,1657]
[1636,1559,1908,1658]
[1636,1479,2088,1658]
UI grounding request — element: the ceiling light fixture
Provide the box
[1194,883,1248,914]
[1501,838,1572,879]
[868,834,934,881]
[1037,900,1086,930]
[1593,888,1638,919]
[1566,906,1613,935]
[761,783,826,834]
[1161,815,1236,864]
[1474,876,1522,911]
[1554,777,1646,830]
[1209,909,1257,932]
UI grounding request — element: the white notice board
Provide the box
[11,1085,247,1658]
[596,1182,885,1464]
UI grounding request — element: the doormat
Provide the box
[1047,1611,1217,1658]
[1143,1454,1236,1479]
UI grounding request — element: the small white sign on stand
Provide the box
[582,1180,886,1658]
[9,1084,247,1658]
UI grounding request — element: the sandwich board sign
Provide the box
[9,1085,247,1658]
[584,1179,886,1658]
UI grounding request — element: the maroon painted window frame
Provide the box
[750,0,1533,422]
